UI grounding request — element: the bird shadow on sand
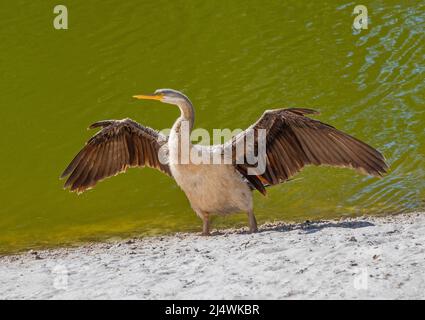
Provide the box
[212,219,375,236]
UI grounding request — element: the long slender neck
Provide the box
[173,100,195,133]
[176,99,195,131]
[169,99,195,164]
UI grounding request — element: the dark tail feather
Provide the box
[235,165,267,196]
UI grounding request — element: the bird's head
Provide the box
[133,89,190,106]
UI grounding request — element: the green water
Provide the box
[0,1,424,254]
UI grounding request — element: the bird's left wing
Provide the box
[224,108,388,195]
[61,118,171,193]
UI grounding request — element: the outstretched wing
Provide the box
[61,118,171,193]
[227,108,388,195]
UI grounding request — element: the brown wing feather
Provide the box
[230,108,388,195]
[61,118,171,193]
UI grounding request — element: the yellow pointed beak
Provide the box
[132,94,163,101]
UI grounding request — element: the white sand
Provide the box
[1,212,424,299]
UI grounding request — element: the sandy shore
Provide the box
[0,212,424,299]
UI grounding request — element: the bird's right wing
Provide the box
[61,118,171,193]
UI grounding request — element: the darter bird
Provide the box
[61,89,388,235]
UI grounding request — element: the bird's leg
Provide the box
[247,210,258,233]
[201,212,210,236]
